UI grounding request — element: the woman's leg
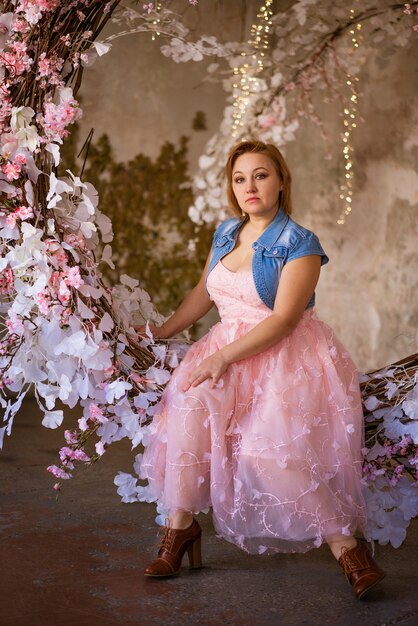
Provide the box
[169,510,194,530]
[327,534,357,560]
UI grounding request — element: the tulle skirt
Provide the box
[139,309,368,554]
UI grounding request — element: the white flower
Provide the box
[41,410,64,429]
[10,106,35,133]
[95,441,106,456]
[114,472,139,503]
[364,395,381,411]
[15,125,39,152]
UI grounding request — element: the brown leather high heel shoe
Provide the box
[144,517,202,577]
[338,539,386,599]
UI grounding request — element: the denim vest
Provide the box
[206,207,329,310]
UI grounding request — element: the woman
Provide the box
[136,140,386,599]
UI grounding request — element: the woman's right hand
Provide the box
[132,323,168,340]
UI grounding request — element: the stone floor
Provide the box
[1,397,418,626]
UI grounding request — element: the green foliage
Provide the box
[192,110,208,131]
[59,124,213,320]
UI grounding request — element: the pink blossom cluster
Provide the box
[49,265,84,306]
[403,3,418,34]
[59,445,90,467]
[36,51,64,87]
[63,232,86,251]
[16,0,60,25]
[46,239,70,268]
[0,268,14,295]
[5,314,24,336]
[362,435,417,486]
[1,40,33,78]
[1,151,27,179]
[38,97,82,143]
[1,161,21,181]
[403,4,418,15]
[47,464,72,481]
[0,98,13,136]
[0,334,19,356]
[0,371,14,390]
[4,204,34,228]
[64,428,105,456]
[31,245,85,319]
[78,403,108,432]
[49,407,109,488]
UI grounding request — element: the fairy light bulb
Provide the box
[231,0,273,138]
[337,5,362,226]
[151,2,162,41]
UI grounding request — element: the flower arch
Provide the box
[0,0,417,548]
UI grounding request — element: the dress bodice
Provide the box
[206,260,272,324]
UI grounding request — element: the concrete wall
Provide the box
[285,43,418,371]
[77,3,417,372]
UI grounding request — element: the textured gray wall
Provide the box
[77,4,417,372]
[286,43,418,371]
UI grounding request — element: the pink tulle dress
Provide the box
[139,260,368,554]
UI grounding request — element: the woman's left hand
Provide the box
[183,351,229,392]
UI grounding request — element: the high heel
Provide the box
[144,518,202,577]
[338,539,386,599]
[187,534,202,569]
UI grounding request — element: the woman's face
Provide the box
[232,152,282,218]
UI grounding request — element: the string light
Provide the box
[337,7,362,225]
[231,0,273,138]
[151,2,162,41]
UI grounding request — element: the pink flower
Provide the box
[38,55,50,77]
[35,52,64,86]
[89,403,106,423]
[64,233,86,250]
[40,98,82,142]
[64,429,78,444]
[143,3,154,13]
[2,50,32,76]
[0,268,14,294]
[15,205,34,220]
[11,41,27,54]
[72,449,90,462]
[47,464,72,480]
[12,17,30,34]
[6,214,17,229]
[2,162,21,180]
[14,153,27,165]
[58,279,71,304]
[37,290,51,315]
[16,0,60,25]
[6,315,23,335]
[59,446,73,462]
[66,266,83,289]
[104,366,115,378]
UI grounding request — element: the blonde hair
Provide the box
[225,140,293,218]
